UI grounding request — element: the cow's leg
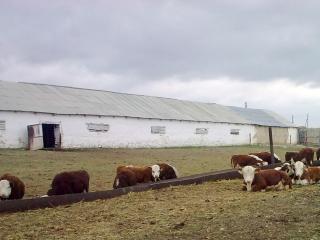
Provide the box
[275,181,284,190]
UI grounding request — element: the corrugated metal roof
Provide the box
[0,80,295,127]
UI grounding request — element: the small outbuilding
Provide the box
[0,80,298,149]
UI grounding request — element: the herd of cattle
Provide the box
[0,163,178,200]
[0,147,319,201]
[236,147,320,192]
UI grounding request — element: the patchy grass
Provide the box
[0,145,302,197]
[0,180,319,240]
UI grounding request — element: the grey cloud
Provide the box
[1,0,320,83]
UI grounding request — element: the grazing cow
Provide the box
[0,174,25,200]
[113,168,137,189]
[158,163,179,180]
[293,148,314,166]
[231,155,268,168]
[239,166,292,192]
[316,148,320,161]
[293,161,309,185]
[274,162,295,179]
[47,170,90,196]
[117,165,161,183]
[249,152,281,164]
[285,152,299,162]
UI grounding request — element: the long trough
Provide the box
[0,165,280,214]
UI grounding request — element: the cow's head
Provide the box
[238,166,258,192]
[113,177,120,189]
[151,165,160,181]
[281,162,295,178]
[293,161,306,180]
[0,179,12,199]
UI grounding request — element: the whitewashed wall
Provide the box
[287,127,298,144]
[0,111,298,148]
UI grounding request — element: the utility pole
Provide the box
[244,102,247,108]
[291,115,294,124]
[269,127,275,164]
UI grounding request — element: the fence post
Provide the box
[269,127,275,164]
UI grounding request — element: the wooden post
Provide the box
[269,127,275,164]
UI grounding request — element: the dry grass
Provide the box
[0,145,301,197]
[0,145,318,239]
[0,180,319,240]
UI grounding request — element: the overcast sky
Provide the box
[1,1,320,127]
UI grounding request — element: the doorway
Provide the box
[42,124,61,149]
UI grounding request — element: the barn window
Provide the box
[87,123,109,132]
[151,126,166,134]
[195,128,208,135]
[230,129,240,135]
[0,121,5,131]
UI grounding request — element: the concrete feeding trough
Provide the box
[0,164,280,214]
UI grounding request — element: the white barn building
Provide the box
[0,80,298,149]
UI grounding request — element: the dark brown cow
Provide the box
[316,148,320,161]
[158,163,178,180]
[293,148,314,166]
[231,155,267,168]
[285,152,299,162]
[239,166,292,192]
[47,170,90,196]
[249,152,281,164]
[113,168,137,189]
[116,165,160,183]
[0,174,25,200]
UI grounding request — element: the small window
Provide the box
[87,123,109,132]
[151,126,166,134]
[195,128,208,135]
[0,121,5,131]
[230,129,240,135]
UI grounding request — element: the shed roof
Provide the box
[0,80,295,127]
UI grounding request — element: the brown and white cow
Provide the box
[239,166,292,192]
[0,174,25,200]
[249,152,281,164]
[113,168,137,189]
[293,148,314,166]
[47,170,90,196]
[157,163,179,180]
[293,161,309,185]
[231,155,268,168]
[285,152,299,162]
[305,167,320,184]
[274,162,295,179]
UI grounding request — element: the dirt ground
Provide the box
[0,145,302,197]
[0,179,319,240]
